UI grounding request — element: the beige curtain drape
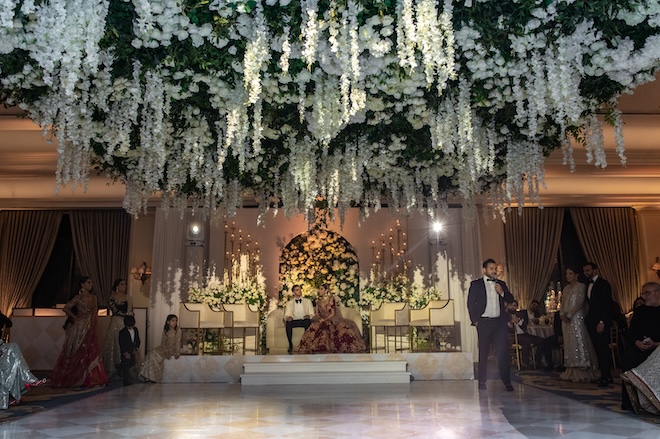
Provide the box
[0,210,63,314]
[503,208,564,309]
[569,207,640,312]
[70,210,131,306]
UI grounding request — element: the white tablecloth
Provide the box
[527,325,553,338]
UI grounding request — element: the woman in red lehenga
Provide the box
[295,284,366,354]
[50,276,108,388]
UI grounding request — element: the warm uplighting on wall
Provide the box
[131,261,151,284]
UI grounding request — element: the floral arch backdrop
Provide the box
[1,1,660,221]
[279,227,359,306]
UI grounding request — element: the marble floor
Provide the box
[1,381,659,439]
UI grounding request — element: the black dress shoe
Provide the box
[478,382,487,390]
[505,384,514,392]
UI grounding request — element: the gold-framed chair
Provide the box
[509,331,522,370]
[609,321,621,370]
[179,303,227,354]
[222,303,260,355]
[409,299,456,351]
[369,302,410,353]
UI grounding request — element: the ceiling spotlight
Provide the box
[433,222,443,233]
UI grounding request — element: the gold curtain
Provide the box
[569,207,640,312]
[70,210,131,306]
[503,208,564,309]
[0,210,63,314]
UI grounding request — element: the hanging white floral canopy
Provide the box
[1,0,659,220]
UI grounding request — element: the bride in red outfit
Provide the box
[295,284,366,354]
[50,276,108,387]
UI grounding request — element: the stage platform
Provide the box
[161,351,474,383]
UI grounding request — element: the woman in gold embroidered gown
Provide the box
[622,344,660,414]
[50,276,108,388]
[139,315,181,383]
[560,267,600,383]
[102,278,131,378]
[295,284,366,354]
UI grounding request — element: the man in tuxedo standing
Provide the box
[583,262,613,387]
[284,285,314,353]
[118,315,141,386]
[468,258,516,391]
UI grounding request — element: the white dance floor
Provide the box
[1,381,659,438]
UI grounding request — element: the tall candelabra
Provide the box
[223,221,260,284]
[370,219,410,281]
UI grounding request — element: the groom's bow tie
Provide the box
[486,278,496,282]
[295,299,302,304]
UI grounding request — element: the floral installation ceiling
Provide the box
[1,1,659,219]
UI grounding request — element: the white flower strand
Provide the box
[3,1,659,221]
[301,0,320,69]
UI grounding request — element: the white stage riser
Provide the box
[161,352,473,383]
[241,360,410,385]
[241,372,411,385]
[243,360,407,374]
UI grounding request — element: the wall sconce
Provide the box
[652,257,660,278]
[131,261,151,284]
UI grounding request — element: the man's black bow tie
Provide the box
[295,299,302,304]
[486,278,497,282]
[589,279,595,284]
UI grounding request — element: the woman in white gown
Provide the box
[560,266,600,383]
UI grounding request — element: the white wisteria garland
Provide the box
[1,0,659,222]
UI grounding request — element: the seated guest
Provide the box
[527,300,542,324]
[507,301,553,370]
[139,314,181,383]
[626,296,646,327]
[0,341,47,409]
[295,284,366,354]
[621,282,660,410]
[284,285,314,354]
[621,345,660,415]
[0,310,11,331]
[118,315,141,386]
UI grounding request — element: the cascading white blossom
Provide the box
[301,0,320,69]
[2,0,659,223]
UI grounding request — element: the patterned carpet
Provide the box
[514,369,660,426]
[0,381,119,424]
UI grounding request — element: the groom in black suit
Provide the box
[468,258,515,391]
[118,315,141,386]
[583,262,613,387]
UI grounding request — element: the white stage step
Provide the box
[241,360,411,385]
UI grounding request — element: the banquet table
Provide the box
[527,324,553,339]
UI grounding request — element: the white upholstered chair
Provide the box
[179,303,227,354]
[222,303,260,355]
[369,302,410,353]
[409,299,456,351]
